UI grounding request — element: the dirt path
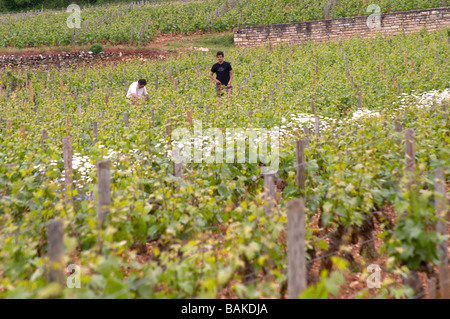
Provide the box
[0,30,231,69]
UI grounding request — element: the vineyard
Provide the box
[0,0,447,48]
[0,27,449,299]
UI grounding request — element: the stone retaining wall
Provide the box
[234,7,450,47]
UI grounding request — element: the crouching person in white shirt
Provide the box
[126,79,148,104]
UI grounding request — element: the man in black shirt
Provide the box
[210,51,234,97]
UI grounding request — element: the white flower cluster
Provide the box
[103,148,117,160]
[287,113,338,131]
[33,161,58,173]
[396,88,450,110]
[270,113,341,142]
[350,109,380,121]
[168,127,281,163]
[33,146,153,189]
[72,152,95,185]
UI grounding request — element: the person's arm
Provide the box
[210,71,220,84]
[127,83,139,99]
[227,70,234,87]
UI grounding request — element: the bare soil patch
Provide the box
[0,30,232,70]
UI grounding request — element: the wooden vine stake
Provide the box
[405,128,415,188]
[303,127,310,149]
[428,277,437,299]
[41,130,48,148]
[263,173,276,215]
[151,108,155,126]
[29,81,34,103]
[434,168,449,299]
[124,113,129,127]
[93,122,98,145]
[173,138,183,179]
[443,100,448,123]
[287,199,307,299]
[186,111,192,128]
[358,91,363,108]
[395,120,402,132]
[166,119,171,139]
[395,120,402,144]
[315,116,320,137]
[174,160,182,179]
[46,220,65,288]
[63,136,74,209]
[60,79,64,98]
[97,160,111,228]
[20,124,25,139]
[65,117,70,133]
[296,141,306,191]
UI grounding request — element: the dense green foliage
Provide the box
[0,0,151,13]
[0,29,448,298]
[0,0,446,48]
[89,43,104,54]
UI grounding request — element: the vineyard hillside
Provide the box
[0,0,447,48]
[0,1,449,303]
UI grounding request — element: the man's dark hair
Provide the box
[138,79,147,86]
[217,51,224,57]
